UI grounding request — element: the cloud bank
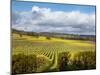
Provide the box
[12,6,95,35]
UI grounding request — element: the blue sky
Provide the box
[12,0,96,35]
[12,0,95,14]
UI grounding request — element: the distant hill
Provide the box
[12,28,96,41]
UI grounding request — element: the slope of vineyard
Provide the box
[12,33,96,72]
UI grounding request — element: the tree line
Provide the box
[12,28,96,41]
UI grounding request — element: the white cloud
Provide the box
[12,6,95,35]
[32,6,51,13]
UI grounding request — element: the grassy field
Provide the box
[12,33,96,74]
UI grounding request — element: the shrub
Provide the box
[58,52,70,71]
[12,54,36,74]
[72,51,96,70]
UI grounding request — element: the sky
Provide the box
[12,0,96,35]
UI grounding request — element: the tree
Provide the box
[46,36,51,40]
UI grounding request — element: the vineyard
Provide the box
[12,33,96,74]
